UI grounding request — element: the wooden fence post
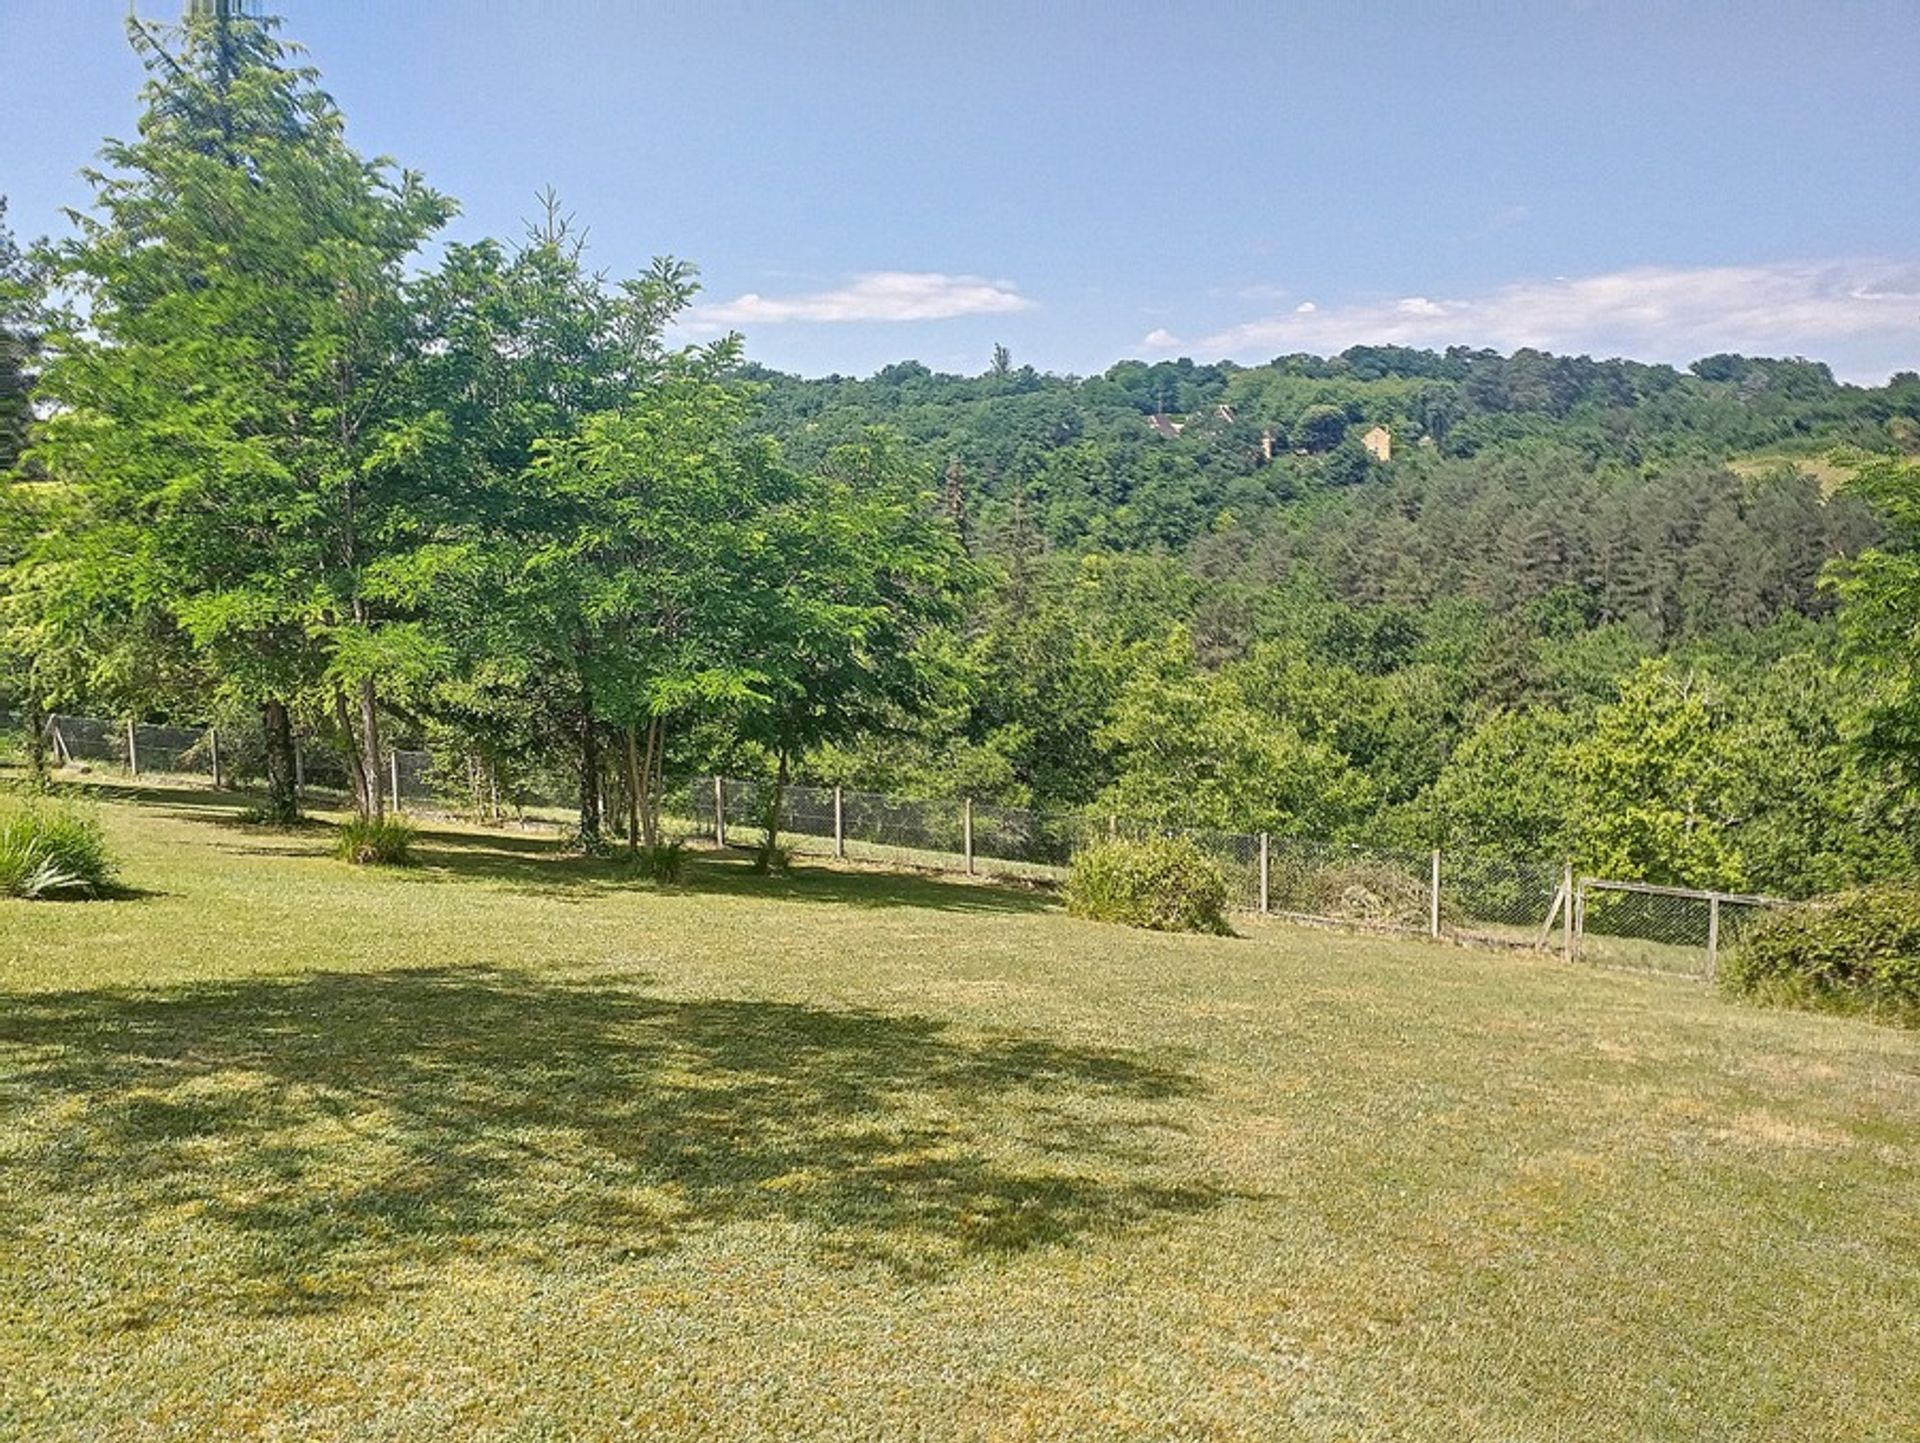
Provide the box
[833,785,845,859]
[963,797,974,876]
[1706,894,1722,980]
[1258,833,1270,915]
[209,728,223,790]
[1562,862,1574,962]
[126,719,139,779]
[1429,849,1441,939]
[390,751,402,812]
[293,738,305,798]
[713,775,725,846]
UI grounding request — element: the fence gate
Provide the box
[1573,878,1786,980]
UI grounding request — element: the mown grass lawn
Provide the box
[2,780,1918,1441]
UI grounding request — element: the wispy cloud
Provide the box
[693,271,1034,326]
[1147,261,1920,374]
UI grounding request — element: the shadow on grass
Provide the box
[399,828,1058,916]
[0,966,1214,1319]
[49,774,1052,917]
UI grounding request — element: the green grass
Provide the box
[2,780,1918,1440]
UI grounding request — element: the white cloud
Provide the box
[692,271,1034,326]
[1294,301,1317,314]
[1189,261,1920,376]
[1141,327,1182,350]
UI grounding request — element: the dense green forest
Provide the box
[737,350,1920,896]
[4,8,1920,899]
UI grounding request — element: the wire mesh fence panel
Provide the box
[47,714,123,769]
[1575,880,1784,979]
[1156,827,1258,913]
[1265,836,1432,933]
[1440,851,1564,948]
[980,805,1109,881]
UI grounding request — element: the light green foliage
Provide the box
[1724,883,1920,1024]
[1098,629,1371,837]
[332,815,417,867]
[1831,456,1920,800]
[0,797,116,898]
[1064,833,1231,934]
[1567,659,1749,889]
[1426,706,1578,856]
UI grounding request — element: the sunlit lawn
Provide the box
[2,778,1917,1440]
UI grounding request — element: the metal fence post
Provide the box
[833,785,845,859]
[1258,833,1270,915]
[293,738,305,798]
[963,797,975,875]
[1429,849,1441,939]
[1706,893,1721,980]
[713,775,725,846]
[126,719,139,779]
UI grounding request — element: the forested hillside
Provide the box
[742,349,1920,896]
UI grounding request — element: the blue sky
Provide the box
[5,1,1919,381]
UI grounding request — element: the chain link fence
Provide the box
[5,710,1791,977]
[1573,879,1785,980]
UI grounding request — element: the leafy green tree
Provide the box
[385,203,712,846]
[736,431,971,860]
[1293,403,1349,453]
[1098,629,1372,836]
[1565,659,1746,888]
[1830,457,1920,807]
[28,10,452,821]
[1424,706,1577,856]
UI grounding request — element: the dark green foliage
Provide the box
[1065,835,1231,935]
[332,816,417,868]
[0,800,117,898]
[1722,884,1920,1025]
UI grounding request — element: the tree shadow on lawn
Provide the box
[0,965,1216,1320]
[400,829,1059,915]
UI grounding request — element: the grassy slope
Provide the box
[2,781,1917,1442]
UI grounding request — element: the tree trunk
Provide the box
[575,712,603,849]
[636,715,664,848]
[331,686,370,818]
[760,747,790,869]
[22,695,48,789]
[262,697,300,824]
[357,675,384,821]
[623,722,642,852]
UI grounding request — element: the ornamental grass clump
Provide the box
[1065,834,1231,935]
[626,840,687,884]
[0,801,119,899]
[333,815,417,867]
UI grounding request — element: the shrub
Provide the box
[752,840,792,876]
[333,814,417,867]
[1065,835,1231,935]
[625,840,686,884]
[0,801,118,899]
[1721,883,1920,1025]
